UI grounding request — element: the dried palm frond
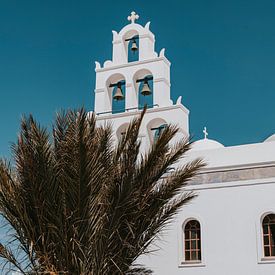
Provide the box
[0,108,204,274]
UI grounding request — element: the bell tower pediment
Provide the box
[111,20,156,64]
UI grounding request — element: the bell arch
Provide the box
[147,117,168,144]
[116,122,130,140]
[123,30,139,63]
[133,69,154,110]
[106,73,126,114]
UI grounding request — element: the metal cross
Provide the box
[127,11,139,24]
[203,127,208,139]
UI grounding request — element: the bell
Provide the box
[131,39,138,52]
[141,80,151,96]
[113,85,124,101]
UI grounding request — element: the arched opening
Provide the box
[262,214,275,257]
[133,69,154,110]
[184,219,201,262]
[124,30,139,63]
[147,118,167,144]
[116,123,130,140]
[106,74,126,114]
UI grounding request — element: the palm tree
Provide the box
[0,108,204,274]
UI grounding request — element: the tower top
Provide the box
[127,11,139,24]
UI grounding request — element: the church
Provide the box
[93,12,275,275]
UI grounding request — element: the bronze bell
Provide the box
[141,80,151,96]
[113,85,124,101]
[131,39,138,52]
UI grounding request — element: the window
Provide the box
[262,214,275,257]
[184,220,201,262]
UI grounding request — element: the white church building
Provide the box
[93,12,275,275]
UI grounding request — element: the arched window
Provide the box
[184,220,201,262]
[262,214,275,257]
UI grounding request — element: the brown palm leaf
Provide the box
[0,108,205,274]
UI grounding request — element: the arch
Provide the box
[116,123,130,140]
[133,69,154,110]
[123,30,139,63]
[147,118,167,144]
[106,73,126,114]
[119,23,146,37]
[262,213,275,257]
[183,219,202,262]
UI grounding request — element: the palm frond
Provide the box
[0,108,205,274]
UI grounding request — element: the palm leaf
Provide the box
[0,108,205,274]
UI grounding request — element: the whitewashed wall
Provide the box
[138,142,275,275]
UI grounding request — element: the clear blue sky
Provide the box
[0,0,275,158]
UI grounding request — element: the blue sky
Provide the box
[0,0,275,158]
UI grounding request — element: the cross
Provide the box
[127,11,139,24]
[203,127,208,139]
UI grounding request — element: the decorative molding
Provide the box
[96,103,190,119]
[185,177,275,191]
[159,48,165,57]
[189,165,275,186]
[103,60,113,68]
[176,96,182,105]
[178,262,206,268]
[95,61,101,69]
[258,259,275,264]
[112,30,118,41]
[96,57,170,73]
[198,161,275,174]
[145,21,151,30]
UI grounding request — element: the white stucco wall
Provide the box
[138,178,275,275]
[137,142,275,275]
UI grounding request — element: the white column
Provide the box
[125,81,138,111]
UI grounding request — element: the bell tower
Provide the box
[94,12,190,149]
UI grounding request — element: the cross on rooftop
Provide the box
[203,127,208,139]
[128,11,139,24]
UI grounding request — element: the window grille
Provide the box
[262,214,275,257]
[184,220,201,261]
